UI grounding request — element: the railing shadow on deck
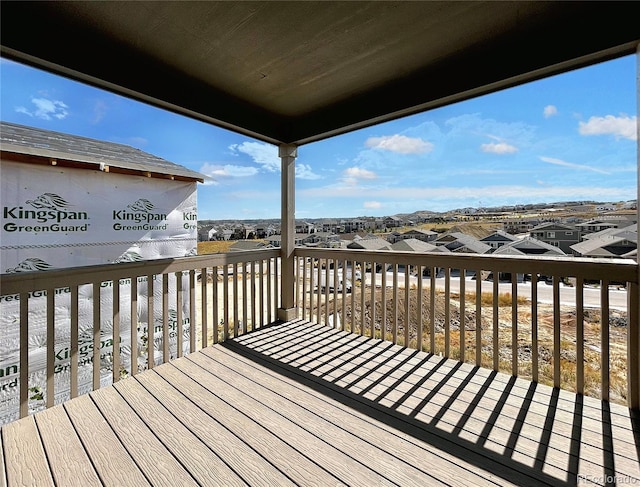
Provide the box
[224,320,640,487]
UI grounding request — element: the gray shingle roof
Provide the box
[1,121,205,182]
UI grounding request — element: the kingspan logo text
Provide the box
[112,210,167,223]
[3,206,88,223]
[2,193,89,232]
[112,199,168,230]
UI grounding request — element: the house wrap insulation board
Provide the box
[0,159,198,424]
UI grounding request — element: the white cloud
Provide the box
[15,97,69,120]
[578,115,637,141]
[199,163,258,185]
[365,134,434,154]
[229,141,280,171]
[341,167,377,186]
[295,163,322,180]
[363,201,382,209]
[539,156,610,174]
[343,167,377,179]
[480,142,517,154]
[543,105,558,118]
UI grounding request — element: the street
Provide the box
[359,273,628,311]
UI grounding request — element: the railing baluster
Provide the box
[147,275,154,370]
[242,262,248,335]
[267,259,272,324]
[94,281,102,386]
[460,268,465,362]
[223,265,230,340]
[274,257,280,316]
[511,273,517,376]
[576,277,584,395]
[189,270,196,352]
[350,260,355,333]
[334,259,340,329]
[131,277,138,375]
[162,274,169,362]
[46,287,55,408]
[444,267,450,357]
[71,286,79,397]
[360,261,366,336]
[476,271,482,366]
[417,265,423,351]
[113,279,121,382]
[381,262,387,340]
[19,292,28,418]
[251,260,257,332]
[601,279,610,401]
[212,266,219,343]
[531,274,538,383]
[430,268,436,354]
[259,259,265,328]
[341,259,347,332]
[324,261,330,326]
[176,272,183,357]
[370,260,376,338]
[233,262,239,337]
[404,265,410,346]
[492,273,498,371]
[302,257,308,321]
[315,260,321,324]
[553,276,560,388]
[392,263,398,344]
[294,257,300,322]
[201,267,208,349]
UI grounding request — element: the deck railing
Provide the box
[2,247,639,425]
[294,248,640,408]
[0,249,280,425]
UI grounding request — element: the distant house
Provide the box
[571,224,637,258]
[529,222,580,254]
[295,221,315,234]
[383,216,403,228]
[347,236,391,251]
[396,228,438,243]
[575,217,636,235]
[434,232,491,254]
[502,219,539,235]
[389,238,449,253]
[480,230,519,251]
[493,236,565,256]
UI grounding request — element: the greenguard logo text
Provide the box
[113,198,168,231]
[2,193,89,233]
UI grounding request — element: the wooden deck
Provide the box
[2,320,639,486]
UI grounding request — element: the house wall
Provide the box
[0,159,198,422]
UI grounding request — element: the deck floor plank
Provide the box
[201,344,516,487]
[34,405,102,486]
[146,360,342,485]
[169,354,397,486]
[63,394,151,486]
[90,382,201,487]
[115,367,245,486]
[1,416,52,486]
[1,320,639,487]
[133,366,302,485]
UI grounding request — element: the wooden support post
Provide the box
[278,144,298,322]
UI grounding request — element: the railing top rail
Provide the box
[295,247,638,282]
[0,249,280,295]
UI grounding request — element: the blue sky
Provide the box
[1,55,637,220]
